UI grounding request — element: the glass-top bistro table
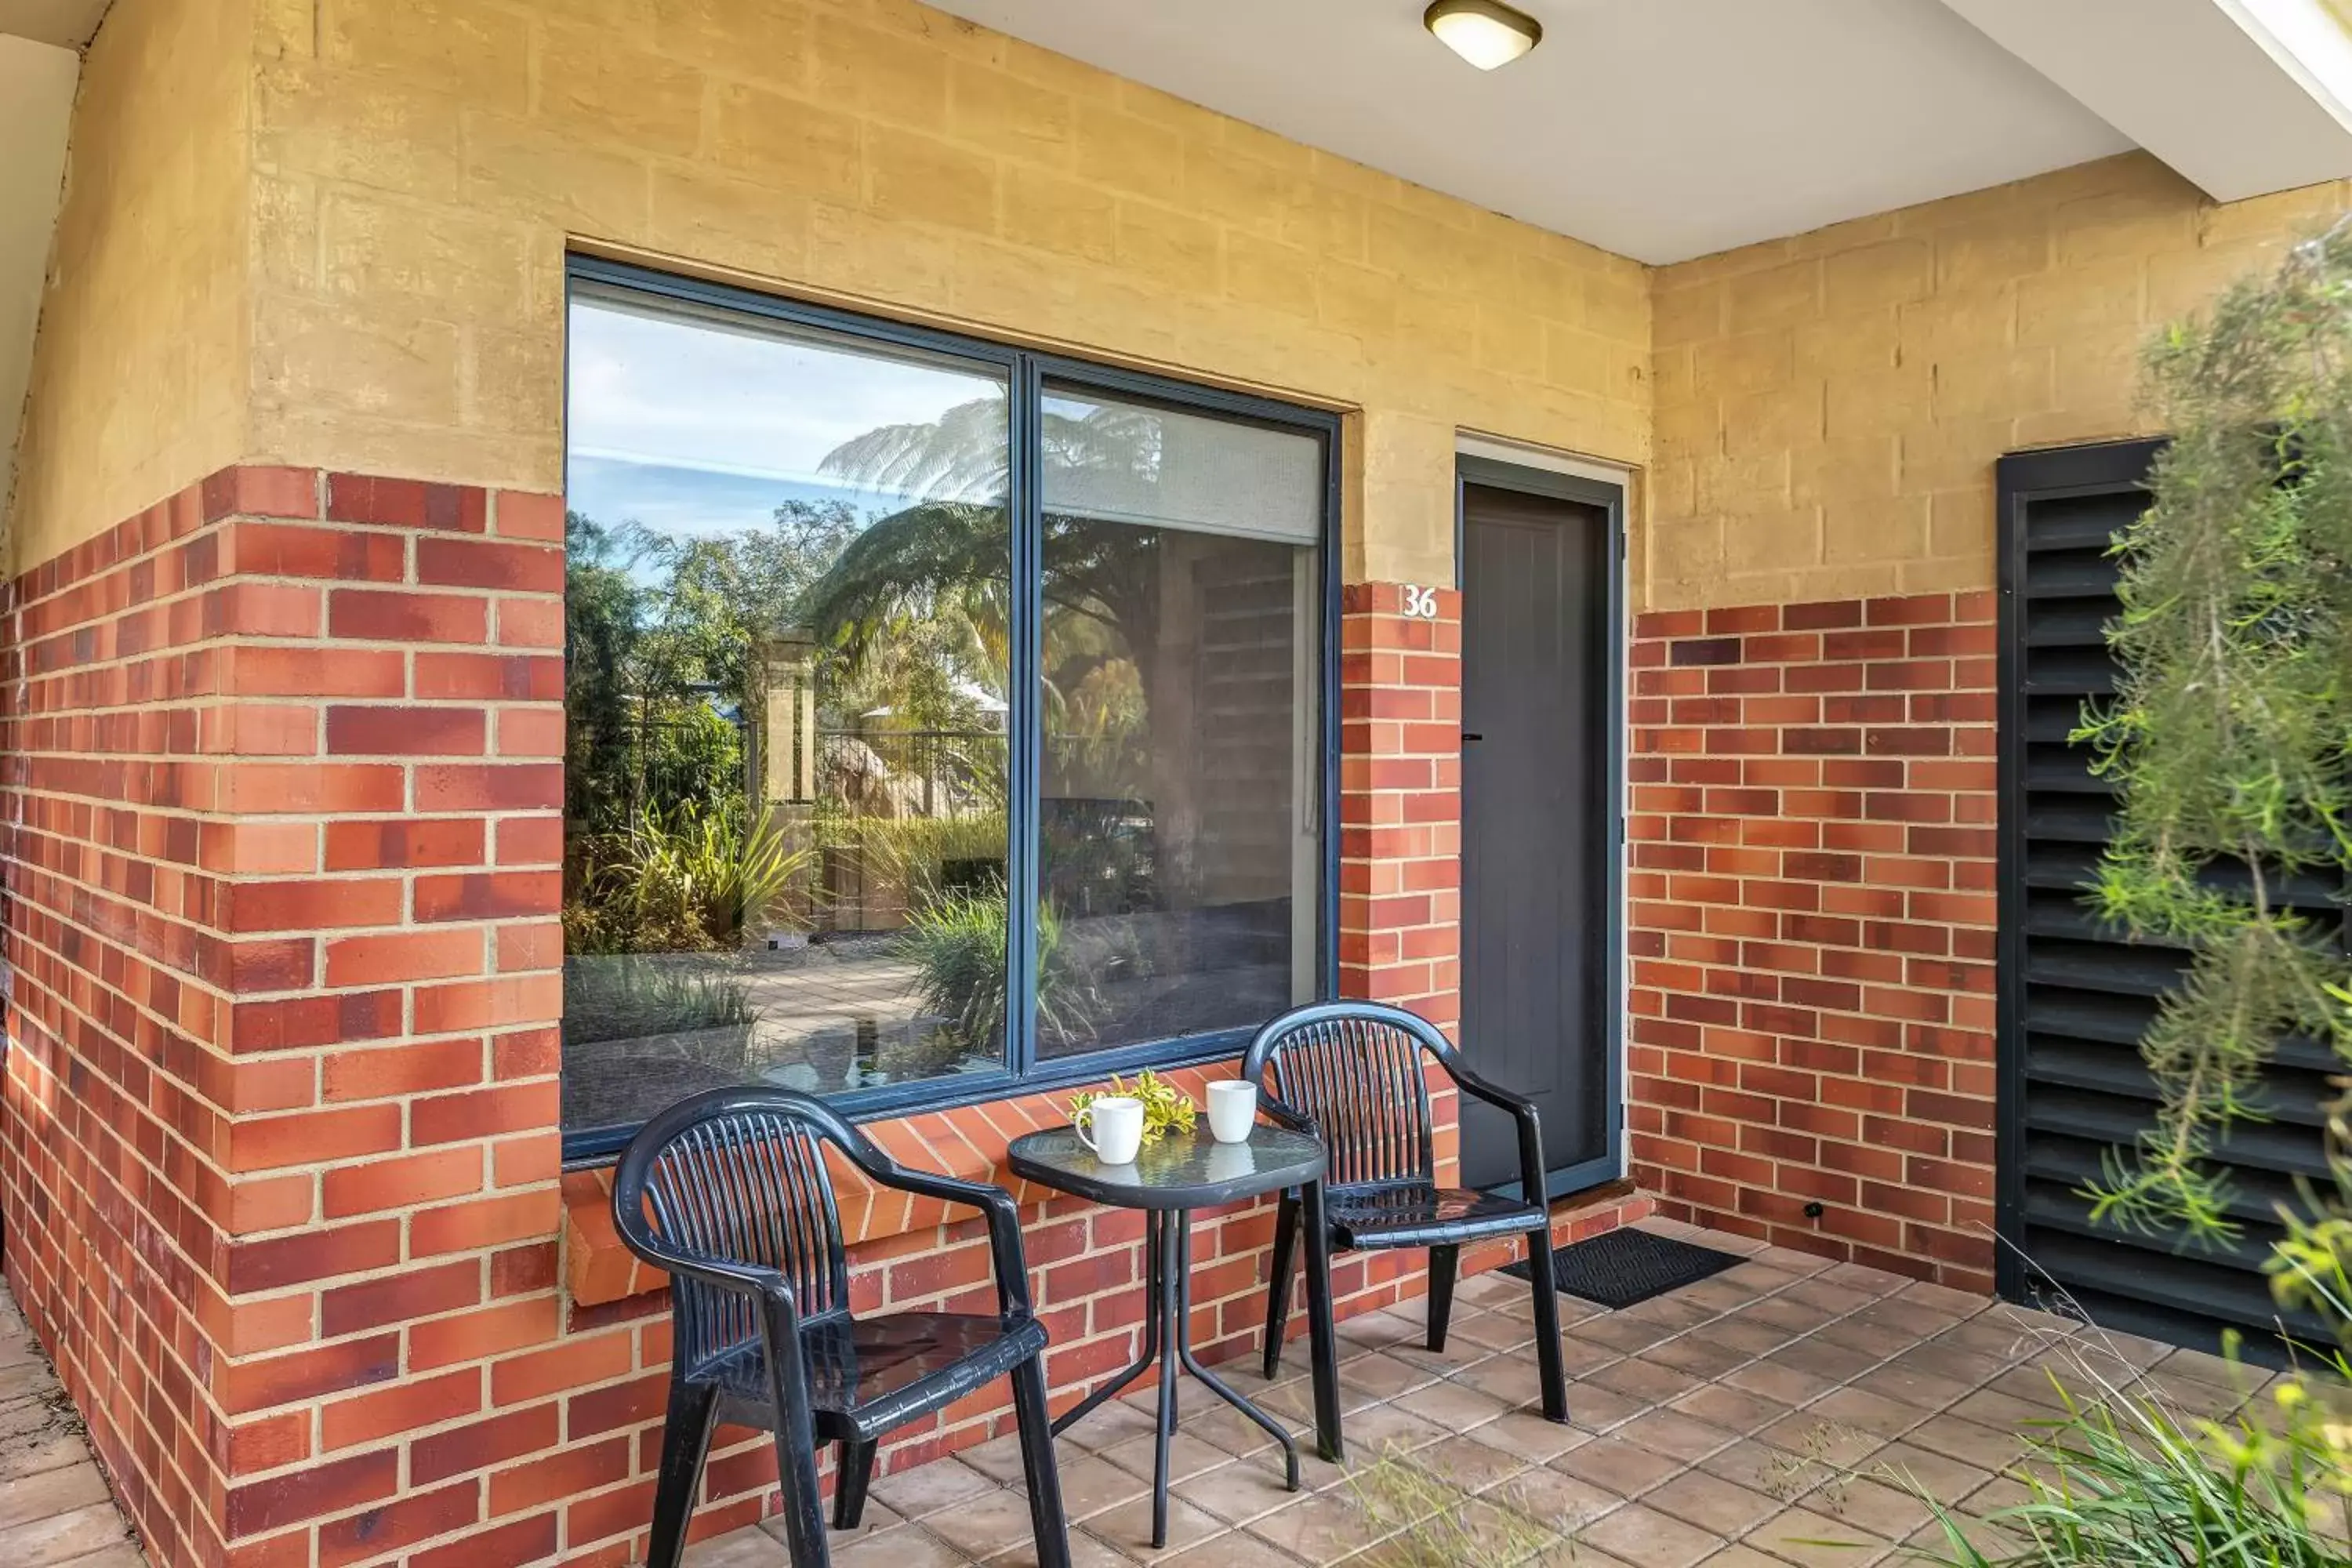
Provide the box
[1006,1123,1344,1547]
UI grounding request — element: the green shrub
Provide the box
[1912,1354,2351,1568]
[568,802,811,955]
[560,956,757,1046]
[895,890,1102,1048]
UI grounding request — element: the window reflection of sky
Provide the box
[565,291,1004,548]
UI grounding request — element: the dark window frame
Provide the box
[561,254,1343,1165]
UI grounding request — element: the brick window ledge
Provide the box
[563,1063,1252,1305]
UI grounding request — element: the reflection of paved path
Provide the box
[735,946,985,1094]
[736,950,922,1033]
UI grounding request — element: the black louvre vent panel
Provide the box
[1995,445,2345,1364]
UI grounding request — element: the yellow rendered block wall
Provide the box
[1646,151,2352,612]
[9,0,254,572]
[238,0,1652,588]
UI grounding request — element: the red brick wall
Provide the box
[2,492,1615,1568]
[1338,582,1461,1031]
[1625,592,1999,1292]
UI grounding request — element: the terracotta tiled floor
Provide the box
[1,1218,2270,1568]
[687,1218,2269,1568]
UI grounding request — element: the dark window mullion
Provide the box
[1005,354,1044,1080]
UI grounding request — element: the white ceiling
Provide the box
[0,0,106,49]
[924,0,2141,263]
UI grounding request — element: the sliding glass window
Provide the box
[560,262,1333,1152]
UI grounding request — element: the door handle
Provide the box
[1461,732,1484,742]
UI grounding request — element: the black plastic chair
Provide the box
[1243,1000,1569,1423]
[612,1087,1069,1568]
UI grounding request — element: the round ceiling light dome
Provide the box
[1424,0,1543,70]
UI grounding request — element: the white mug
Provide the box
[1207,1080,1258,1144]
[1075,1095,1145,1165]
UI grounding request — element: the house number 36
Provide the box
[1401,585,1439,619]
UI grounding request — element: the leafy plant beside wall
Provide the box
[1916,221,2352,1568]
[2078,219,2352,1261]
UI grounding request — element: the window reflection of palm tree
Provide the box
[801,398,1197,909]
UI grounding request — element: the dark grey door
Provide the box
[1460,481,1613,1191]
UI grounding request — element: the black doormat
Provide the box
[1502,1227,1743,1310]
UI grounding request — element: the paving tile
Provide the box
[1493,1464,1626,1530]
[1645,1334,1759,1381]
[1450,1310,1540,1353]
[1477,1406,1594,1464]
[980,1525,1134,1568]
[1179,1401,1287,1459]
[1579,1501,1726,1568]
[1817,1264,1907,1298]
[1156,1527,1308,1568]
[1696,1545,1802,1568]
[1335,1351,1436,1402]
[1052,1454,1153,1520]
[1802,1387,1928,1442]
[1808,1317,1922,1363]
[1336,1399,1450,1455]
[1587,1354,1702,1406]
[1891,1281,1991,1320]
[1739,1505,1890,1566]
[685,1528,794,1567]
[0,1502,137,1567]
[1391,1377,1512,1433]
[958,1432,1033,1487]
[1807,1476,1933,1541]
[0,1465,111,1533]
[830,1527,971,1568]
[1717,1263,1804,1294]
[1577,1313,1682,1355]
[1642,1469,1784,1537]
[925,1487,1060,1559]
[1098,1431,1232,1488]
[869,1457,999,1520]
[46,1544,148,1568]
[1722,1359,1841,1407]
[1860,1440,1991,1503]
[1705,1318,1802,1359]
[1613,1407,1741,1464]
[1946,1386,2060,1433]
[1083,1491,1229,1558]
[1450,1348,1559,1407]
[1560,1379,1652,1432]
[1754,1410,1885,1470]
[1241,1488,1381,1560]
[1414,1430,1535,1494]
[1896,1414,2031,1473]
[1846,1359,1979,1413]
[1765,1336,1873,1383]
[759,1509,902,1552]
[1669,1381,1791,1436]
[1728,1301,1833,1340]
[1171,1458,1301,1525]
[1060,1398,1162,1454]
[1549,1432,1686,1497]
[1697,1437,1813,1499]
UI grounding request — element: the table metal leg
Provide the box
[1051,1203,1315,1550]
[1300,1178,1345,1463]
[1152,1208,1181,1548]
[1172,1212,1302,1490]
[1050,1210,1163,1439]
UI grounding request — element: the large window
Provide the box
[560,262,1333,1152]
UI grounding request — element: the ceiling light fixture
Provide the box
[1424,0,1542,70]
